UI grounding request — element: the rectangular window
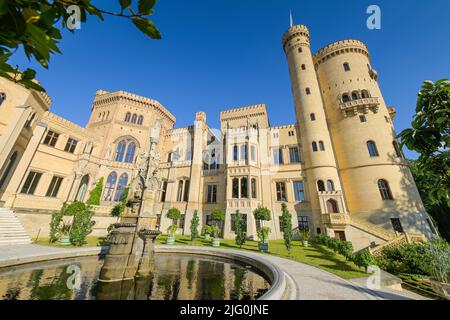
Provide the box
[46,176,63,197]
[43,130,59,147]
[160,181,168,202]
[207,184,217,203]
[183,180,190,202]
[391,218,404,233]
[240,144,247,161]
[359,115,367,123]
[298,216,309,231]
[273,148,283,164]
[64,138,78,153]
[178,214,185,229]
[289,147,300,163]
[206,214,212,226]
[231,213,247,233]
[276,182,287,202]
[293,181,305,202]
[21,171,42,195]
[177,181,183,202]
[250,145,256,162]
[156,214,162,228]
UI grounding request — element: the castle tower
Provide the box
[313,40,434,240]
[282,25,348,236]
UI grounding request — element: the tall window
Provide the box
[342,94,350,103]
[207,184,217,203]
[251,178,257,199]
[393,141,403,158]
[0,151,17,190]
[378,179,393,200]
[232,178,239,198]
[367,140,379,157]
[115,140,126,162]
[310,113,316,121]
[293,181,305,202]
[43,130,59,147]
[250,145,256,162]
[233,145,238,161]
[391,218,404,233]
[317,180,325,192]
[21,171,42,195]
[131,114,137,124]
[64,138,78,153]
[301,64,306,70]
[298,216,309,230]
[124,142,136,163]
[114,173,128,201]
[352,92,358,100]
[124,112,131,122]
[240,177,248,198]
[361,90,370,98]
[160,181,168,202]
[240,144,247,161]
[183,180,190,202]
[319,141,325,151]
[276,182,287,201]
[305,88,311,95]
[343,62,351,72]
[46,176,63,198]
[289,147,300,163]
[312,142,318,152]
[137,115,144,125]
[103,172,117,201]
[273,148,283,164]
[177,180,184,202]
[327,180,335,192]
[327,199,339,213]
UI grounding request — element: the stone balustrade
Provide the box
[339,97,380,117]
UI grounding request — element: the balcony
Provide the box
[322,213,350,227]
[339,97,380,117]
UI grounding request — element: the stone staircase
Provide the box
[0,208,32,246]
[349,217,396,242]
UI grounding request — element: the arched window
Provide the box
[0,92,6,106]
[310,113,316,121]
[367,140,379,157]
[75,175,90,202]
[137,115,144,125]
[115,140,127,162]
[232,178,239,198]
[124,142,136,163]
[240,144,247,161]
[342,94,350,103]
[241,177,248,198]
[103,172,117,201]
[131,114,137,124]
[114,173,128,202]
[351,92,358,100]
[361,90,370,98]
[326,199,339,213]
[393,141,403,158]
[0,151,18,190]
[124,112,131,122]
[312,141,318,152]
[378,179,393,200]
[327,180,335,191]
[343,63,350,72]
[317,180,325,192]
[319,141,325,151]
[251,178,257,199]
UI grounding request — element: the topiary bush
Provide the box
[281,203,293,253]
[353,250,376,272]
[166,208,181,235]
[234,210,246,248]
[210,208,225,238]
[68,202,94,246]
[86,177,103,206]
[190,210,200,241]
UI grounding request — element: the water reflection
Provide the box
[0,254,269,300]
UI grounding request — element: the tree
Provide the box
[0,0,161,91]
[280,203,292,253]
[110,187,129,217]
[210,208,225,238]
[253,206,271,242]
[234,210,246,248]
[69,203,94,246]
[190,210,199,241]
[86,177,103,206]
[398,79,450,207]
[166,207,181,235]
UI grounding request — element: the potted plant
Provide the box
[253,206,271,253]
[210,208,225,247]
[57,222,71,246]
[166,207,181,245]
[204,225,213,241]
[427,239,450,299]
[300,228,311,247]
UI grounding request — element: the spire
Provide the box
[289,10,293,27]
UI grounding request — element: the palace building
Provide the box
[0,24,436,250]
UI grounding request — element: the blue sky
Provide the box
[10,0,450,159]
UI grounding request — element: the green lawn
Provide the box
[35,236,108,248]
[156,235,368,279]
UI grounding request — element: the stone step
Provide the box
[0,208,32,246]
[0,239,32,245]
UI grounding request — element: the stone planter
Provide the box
[302,240,309,247]
[59,235,71,246]
[430,279,450,299]
[166,235,175,245]
[204,234,211,241]
[212,238,220,247]
[258,241,269,253]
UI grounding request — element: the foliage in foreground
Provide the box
[190,210,199,241]
[234,210,246,248]
[86,177,103,206]
[280,203,292,253]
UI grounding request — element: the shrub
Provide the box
[253,206,271,221]
[204,224,214,236]
[166,208,181,235]
[426,239,450,283]
[69,203,94,246]
[376,242,430,275]
[234,210,246,248]
[49,210,64,243]
[338,241,354,260]
[110,187,129,217]
[190,210,200,241]
[86,177,103,206]
[353,250,376,271]
[299,229,311,242]
[281,203,293,252]
[257,227,271,242]
[210,208,225,238]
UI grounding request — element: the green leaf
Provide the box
[138,0,156,15]
[119,0,132,9]
[132,17,161,39]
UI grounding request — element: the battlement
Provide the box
[282,24,310,50]
[313,39,370,66]
[220,104,267,120]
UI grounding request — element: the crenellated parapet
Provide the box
[282,25,310,52]
[313,39,370,67]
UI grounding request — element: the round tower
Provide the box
[282,25,347,235]
[313,40,433,238]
